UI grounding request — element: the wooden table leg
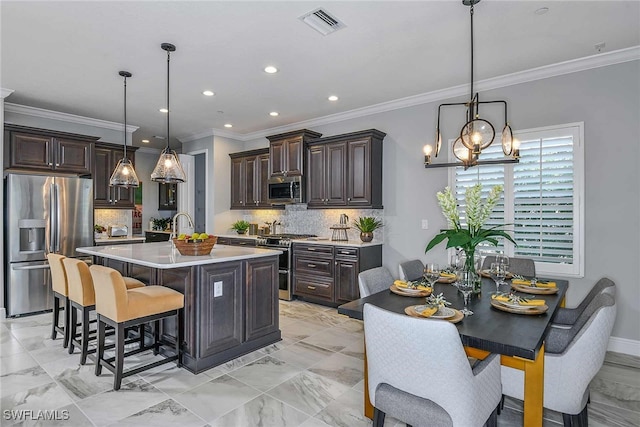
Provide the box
[363,339,374,419]
[523,344,545,427]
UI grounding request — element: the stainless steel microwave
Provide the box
[268,176,303,204]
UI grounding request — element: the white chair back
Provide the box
[358,267,393,297]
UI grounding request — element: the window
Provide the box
[448,123,584,277]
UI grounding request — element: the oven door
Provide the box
[258,246,292,300]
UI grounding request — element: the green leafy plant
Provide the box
[94,224,106,233]
[425,184,516,260]
[231,220,250,232]
[352,217,384,233]
[152,217,172,231]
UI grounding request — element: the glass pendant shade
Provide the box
[111,70,139,188]
[460,118,495,151]
[151,147,186,183]
[453,137,470,162]
[501,124,513,156]
[110,157,140,187]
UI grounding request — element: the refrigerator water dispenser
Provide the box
[19,219,46,253]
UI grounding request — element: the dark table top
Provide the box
[338,277,568,360]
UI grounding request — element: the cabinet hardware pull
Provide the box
[340,251,350,254]
[55,163,60,167]
[307,285,316,290]
[307,248,316,251]
[307,264,316,268]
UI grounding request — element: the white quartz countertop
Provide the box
[94,236,146,245]
[77,242,281,269]
[216,234,383,247]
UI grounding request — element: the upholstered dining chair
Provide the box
[552,278,616,326]
[358,267,394,297]
[501,292,617,426]
[364,304,501,427]
[398,259,425,281]
[481,256,535,277]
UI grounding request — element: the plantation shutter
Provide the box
[449,123,582,277]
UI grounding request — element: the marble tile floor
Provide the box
[0,299,638,427]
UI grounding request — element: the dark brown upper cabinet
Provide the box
[229,148,274,210]
[306,129,385,209]
[266,129,321,178]
[158,183,178,210]
[4,124,97,175]
[93,142,138,209]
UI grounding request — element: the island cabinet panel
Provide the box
[197,263,243,358]
[245,258,279,341]
[158,267,196,356]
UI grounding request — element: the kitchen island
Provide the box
[77,242,282,374]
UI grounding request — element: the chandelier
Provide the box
[424,0,520,170]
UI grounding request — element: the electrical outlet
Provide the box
[214,281,223,297]
[421,219,429,230]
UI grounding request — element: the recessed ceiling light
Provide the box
[264,66,278,74]
[142,139,150,143]
[159,108,168,113]
[269,111,279,117]
[224,123,233,128]
[328,95,339,101]
[534,7,549,15]
[202,90,215,96]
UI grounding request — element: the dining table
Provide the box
[337,275,568,427]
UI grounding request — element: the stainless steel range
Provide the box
[256,234,316,300]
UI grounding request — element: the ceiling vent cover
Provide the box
[299,8,346,36]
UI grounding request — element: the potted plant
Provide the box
[353,216,383,242]
[152,217,172,231]
[94,224,106,239]
[231,220,250,235]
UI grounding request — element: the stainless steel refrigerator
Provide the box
[4,173,93,317]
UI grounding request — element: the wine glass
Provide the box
[495,254,509,286]
[489,262,507,293]
[424,263,440,289]
[456,271,476,316]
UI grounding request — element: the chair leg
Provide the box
[485,406,499,427]
[114,323,125,391]
[51,295,60,340]
[80,307,91,365]
[138,324,145,349]
[373,407,385,427]
[62,298,71,349]
[176,309,183,368]
[68,305,77,354]
[562,404,589,427]
[153,320,160,355]
[95,319,106,376]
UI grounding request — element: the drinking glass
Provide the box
[424,263,440,288]
[489,262,507,293]
[495,254,509,285]
[456,271,476,315]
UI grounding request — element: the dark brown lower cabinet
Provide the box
[93,255,280,374]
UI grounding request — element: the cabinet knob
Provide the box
[55,163,60,167]
[347,197,351,201]
[240,201,244,204]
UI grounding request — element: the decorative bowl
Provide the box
[172,236,218,256]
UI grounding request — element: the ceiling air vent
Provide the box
[298,8,346,36]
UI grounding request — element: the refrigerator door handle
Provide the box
[55,183,62,252]
[12,264,51,271]
[47,183,55,253]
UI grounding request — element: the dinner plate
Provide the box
[480,270,514,279]
[404,306,464,323]
[490,299,548,315]
[415,305,455,319]
[390,284,431,297]
[511,283,559,295]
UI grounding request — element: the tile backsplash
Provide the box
[239,204,384,241]
[95,209,133,234]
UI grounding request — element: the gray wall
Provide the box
[239,61,640,343]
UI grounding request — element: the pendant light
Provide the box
[151,42,186,183]
[423,0,518,170]
[109,71,140,187]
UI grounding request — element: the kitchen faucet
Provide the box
[171,212,194,239]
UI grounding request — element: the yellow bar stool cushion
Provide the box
[47,253,70,348]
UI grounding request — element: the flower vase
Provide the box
[463,248,483,294]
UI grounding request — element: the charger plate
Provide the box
[490,299,548,315]
[437,275,457,284]
[511,283,558,295]
[404,305,464,323]
[390,284,431,297]
[480,270,513,279]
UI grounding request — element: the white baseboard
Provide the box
[608,336,640,357]
[0,307,6,320]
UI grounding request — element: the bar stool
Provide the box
[48,253,71,348]
[89,265,184,390]
[63,258,146,364]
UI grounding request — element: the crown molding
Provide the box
[1,88,15,99]
[185,46,640,143]
[4,103,139,133]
